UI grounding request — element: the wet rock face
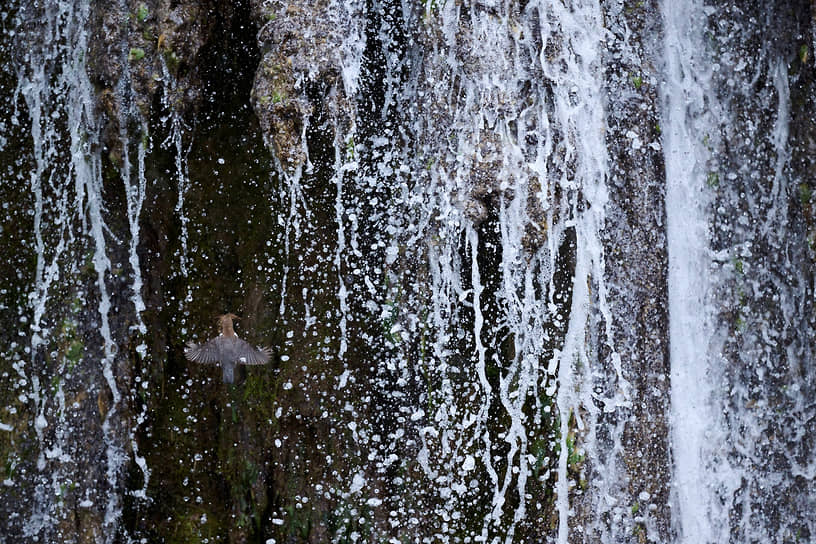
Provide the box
[87,0,232,151]
[703,2,816,538]
[249,0,360,174]
[584,1,674,541]
[408,2,576,255]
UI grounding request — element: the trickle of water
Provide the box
[306,1,623,541]
[120,121,149,334]
[168,115,191,280]
[12,0,146,539]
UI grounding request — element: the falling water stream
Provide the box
[662,0,722,540]
[1,0,814,542]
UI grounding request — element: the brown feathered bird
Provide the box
[184,313,272,384]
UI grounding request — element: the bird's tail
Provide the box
[221,362,235,384]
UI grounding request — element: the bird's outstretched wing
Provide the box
[234,338,272,365]
[185,340,221,365]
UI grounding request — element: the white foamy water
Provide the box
[309,1,624,541]
[662,1,816,541]
[661,0,724,540]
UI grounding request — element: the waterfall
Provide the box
[327,0,628,540]
[1,0,814,542]
[7,0,148,539]
[664,0,816,541]
[662,0,724,540]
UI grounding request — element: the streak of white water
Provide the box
[661,1,725,542]
[767,58,790,230]
[333,140,353,360]
[128,134,151,499]
[59,4,127,533]
[17,1,90,535]
[82,147,126,535]
[15,0,133,539]
[355,0,617,540]
[465,226,499,541]
[169,116,191,280]
[329,0,364,367]
[271,76,310,324]
[160,56,193,286]
[534,2,617,541]
[120,119,148,334]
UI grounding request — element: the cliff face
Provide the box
[1,0,815,543]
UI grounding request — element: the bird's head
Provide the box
[216,313,240,335]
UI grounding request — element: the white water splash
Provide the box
[17,1,92,535]
[659,1,814,541]
[14,0,139,539]
[167,113,192,281]
[159,55,193,287]
[120,119,149,334]
[333,0,620,540]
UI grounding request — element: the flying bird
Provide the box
[184,313,272,384]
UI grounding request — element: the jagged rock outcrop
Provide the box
[249,0,361,174]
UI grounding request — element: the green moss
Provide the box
[285,503,312,539]
[529,438,550,479]
[58,317,84,370]
[624,0,645,12]
[424,0,445,17]
[552,410,584,477]
[799,44,809,65]
[566,432,584,467]
[345,136,355,160]
[4,456,17,480]
[136,4,149,22]
[163,50,180,73]
[706,171,719,188]
[799,183,811,206]
[128,47,146,62]
[630,74,643,90]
